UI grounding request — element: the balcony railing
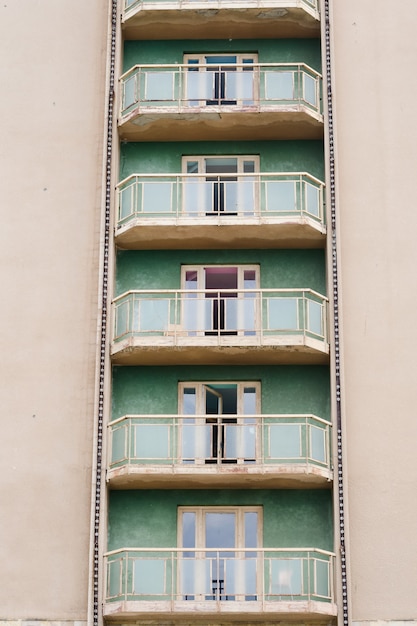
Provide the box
[124,0,319,13]
[105,548,336,615]
[116,172,325,231]
[120,63,322,118]
[113,288,327,344]
[108,414,332,472]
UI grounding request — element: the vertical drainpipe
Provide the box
[323,0,349,624]
[92,1,117,625]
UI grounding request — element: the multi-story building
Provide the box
[1,2,417,626]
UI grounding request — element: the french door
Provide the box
[179,507,261,601]
[182,265,259,335]
[185,54,257,106]
[183,155,258,216]
[179,382,259,464]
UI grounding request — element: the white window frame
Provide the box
[183,53,258,107]
[181,155,260,217]
[181,264,260,337]
[178,506,263,600]
[178,381,261,465]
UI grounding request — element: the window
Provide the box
[179,382,260,464]
[182,264,259,336]
[182,155,258,216]
[184,53,257,106]
[178,506,261,600]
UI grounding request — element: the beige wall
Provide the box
[331,0,417,620]
[0,0,108,619]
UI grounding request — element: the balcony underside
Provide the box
[107,463,333,489]
[110,338,329,365]
[118,109,324,142]
[122,7,320,40]
[115,220,326,250]
[103,600,337,621]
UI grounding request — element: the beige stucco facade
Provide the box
[1,0,417,624]
[0,0,108,619]
[330,0,417,621]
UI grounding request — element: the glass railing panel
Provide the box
[181,420,211,462]
[305,180,320,217]
[263,70,294,101]
[105,549,334,605]
[111,424,128,464]
[134,423,171,461]
[264,180,297,213]
[142,180,174,214]
[314,559,330,598]
[268,423,302,460]
[120,64,323,115]
[266,297,299,332]
[307,299,323,336]
[310,424,326,463]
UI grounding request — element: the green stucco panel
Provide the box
[111,364,330,421]
[115,249,326,295]
[123,39,322,72]
[119,140,324,181]
[108,489,333,551]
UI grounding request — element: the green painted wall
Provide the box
[112,365,330,420]
[119,141,324,181]
[123,39,321,71]
[108,489,333,550]
[115,249,326,296]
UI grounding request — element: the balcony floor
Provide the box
[115,220,326,250]
[110,337,330,365]
[118,108,324,142]
[107,463,333,489]
[122,6,320,40]
[103,599,337,622]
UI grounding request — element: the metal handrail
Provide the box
[119,63,323,117]
[108,413,332,470]
[115,171,325,228]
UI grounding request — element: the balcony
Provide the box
[122,0,320,41]
[104,548,337,621]
[107,414,332,488]
[115,172,326,249]
[111,288,329,365]
[119,63,323,141]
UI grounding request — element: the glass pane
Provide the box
[142,182,172,214]
[269,424,301,459]
[123,75,136,109]
[145,71,174,101]
[265,71,294,100]
[139,299,169,331]
[182,512,196,548]
[183,297,205,331]
[111,426,127,463]
[304,73,317,106]
[268,298,298,330]
[243,387,257,414]
[206,513,235,548]
[310,426,326,463]
[184,179,208,214]
[225,297,238,331]
[135,424,170,459]
[183,388,196,415]
[245,512,258,548]
[119,185,134,219]
[266,181,296,212]
[225,72,254,101]
[205,158,237,172]
[236,179,255,213]
[133,558,165,594]
[305,182,320,217]
[315,559,329,597]
[179,558,210,596]
[187,71,214,102]
[115,300,129,337]
[308,300,322,335]
[182,422,211,460]
[108,559,121,597]
[271,558,302,595]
